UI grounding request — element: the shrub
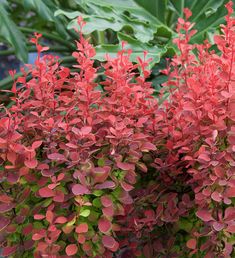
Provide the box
[2,2,235,258]
[120,2,235,258]
[163,2,235,257]
[0,17,159,257]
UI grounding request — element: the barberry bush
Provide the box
[120,1,235,258]
[1,1,235,258]
[0,17,159,258]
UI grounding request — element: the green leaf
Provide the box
[134,0,168,23]
[97,158,105,167]
[42,198,53,208]
[168,0,229,43]
[169,0,184,17]
[23,0,69,39]
[191,2,227,43]
[23,0,54,21]
[55,0,231,70]
[56,3,158,43]
[178,218,193,233]
[80,209,91,217]
[0,4,27,62]
[92,198,102,208]
[95,32,167,67]
[93,190,103,197]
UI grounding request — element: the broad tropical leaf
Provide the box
[22,0,69,39]
[56,0,233,58]
[95,32,167,67]
[0,3,28,62]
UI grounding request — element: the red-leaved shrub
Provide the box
[0,17,159,257]
[2,2,235,258]
[162,2,235,257]
[117,2,235,258]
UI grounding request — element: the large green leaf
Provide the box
[0,3,28,62]
[169,0,230,42]
[22,0,69,39]
[55,0,233,64]
[56,0,232,42]
[95,32,167,67]
[23,0,55,21]
[55,2,167,44]
[134,0,168,23]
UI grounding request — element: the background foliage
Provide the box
[0,0,234,92]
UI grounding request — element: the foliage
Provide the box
[53,0,235,60]
[2,1,235,257]
[120,2,235,257]
[0,0,234,91]
[0,18,158,257]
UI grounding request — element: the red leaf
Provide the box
[22,224,33,235]
[82,242,91,252]
[95,181,116,190]
[55,216,67,224]
[226,225,235,233]
[0,215,10,231]
[32,233,44,241]
[23,239,34,251]
[224,207,235,221]
[226,187,235,198]
[2,245,18,257]
[72,126,92,136]
[53,190,65,203]
[39,187,55,198]
[136,162,148,173]
[7,172,19,183]
[120,181,134,191]
[116,161,135,171]
[48,153,66,161]
[46,210,54,224]
[143,244,153,258]
[93,167,110,184]
[57,173,65,181]
[196,210,214,222]
[48,183,58,190]
[76,223,88,233]
[141,142,156,152]
[65,244,78,256]
[212,222,224,231]
[102,206,114,217]
[0,203,15,213]
[80,126,92,135]
[24,159,38,169]
[32,140,43,149]
[119,191,133,204]
[78,234,86,244]
[0,195,13,204]
[72,184,90,195]
[34,214,45,220]
[211,191,222,202]
[101,196,113,207]
[224,242,233,256]
[198,153,210,163]
[98,217,112,233]
[37,242,48,252]
[186,239,197,250]
[102,235,118,250]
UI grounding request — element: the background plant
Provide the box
[0,0,234,93]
